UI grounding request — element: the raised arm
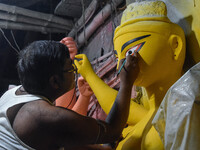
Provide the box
[104,54,140,140]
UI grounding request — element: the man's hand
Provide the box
[119,52,139,86]
[74,54,94,79]
[60,37,77,60]
[78,76,93,97]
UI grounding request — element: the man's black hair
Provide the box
[17,40,70,94]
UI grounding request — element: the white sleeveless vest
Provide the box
[0,86,42,150]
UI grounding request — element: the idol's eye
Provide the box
[114,50,118,58]
[126,47,135,56]
[125,42,145,57]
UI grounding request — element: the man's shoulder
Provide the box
[21,100,54,116]
[21,100,71,123]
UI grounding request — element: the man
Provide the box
[0,40,139,149]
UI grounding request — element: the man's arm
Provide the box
[101,54,140,142]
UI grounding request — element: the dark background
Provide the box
[0,0,65,96]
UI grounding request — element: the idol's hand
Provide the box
[119,52,139,86]
[60,37,77,60]
[78,76,93,97]
[74,54,94,78]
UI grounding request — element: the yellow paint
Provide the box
[75,1,186,149]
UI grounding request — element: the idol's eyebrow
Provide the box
[121,34,151,52]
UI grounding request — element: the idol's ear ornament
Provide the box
[169,35,183,60]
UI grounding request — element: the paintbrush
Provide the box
[117,58,126,76]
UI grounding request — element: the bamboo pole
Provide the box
[0,20,66,33]
[0,11,68,30]
[0,3,73,29]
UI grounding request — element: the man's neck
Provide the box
[15,86,28,95]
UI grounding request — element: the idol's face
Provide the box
[114,31,172,87]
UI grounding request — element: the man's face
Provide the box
[114,31,171,87]
[62,59,76,92]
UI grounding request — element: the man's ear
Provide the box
[49,75,61,89]
[169,35,183,60]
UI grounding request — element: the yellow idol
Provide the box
[112,1,186,150]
